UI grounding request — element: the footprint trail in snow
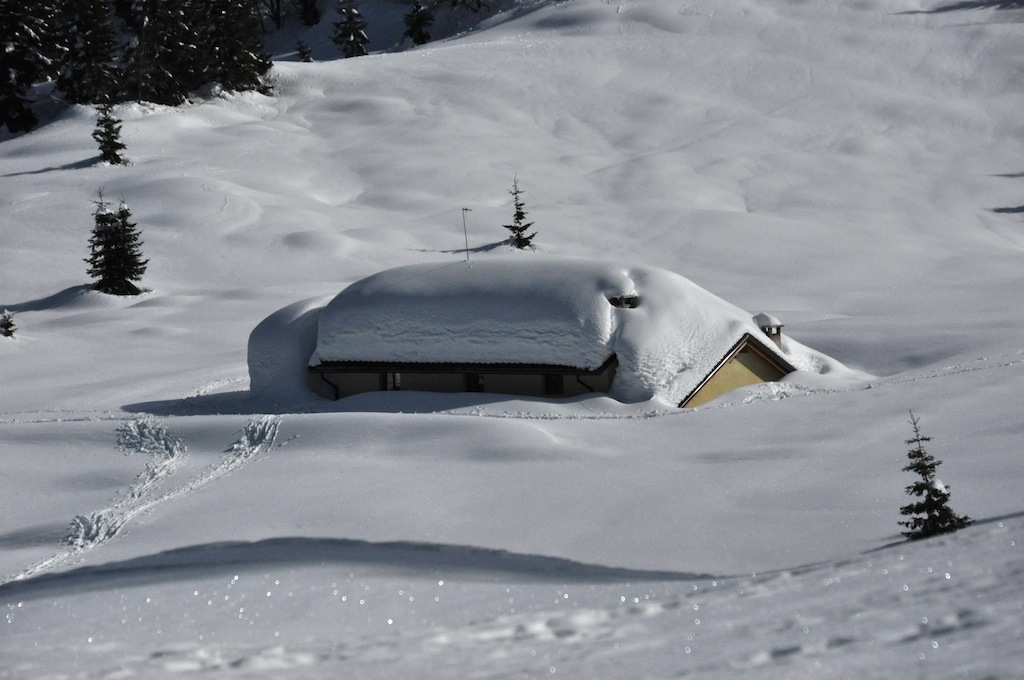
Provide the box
[2,415,280,584]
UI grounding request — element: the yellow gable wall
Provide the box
[684,344,789,407]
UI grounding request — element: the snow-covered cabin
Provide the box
[304,258,801,407]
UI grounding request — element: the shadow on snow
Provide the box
[900,0,1024,11]
[0,285,97,313]
[2,156,100,177]
[0,537,709,601]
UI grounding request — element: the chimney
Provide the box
[753,312,784,348]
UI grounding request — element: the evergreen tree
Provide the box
[0,3,53,132]
[56,0,121,104]
[296,0,320,26]
[331,0,369,58]
[122,0,198,104]
[39,1,68,79]
[113,0,135,24]
[1,310,16,338]
[296,39,313,62]
[93,104,127,164]
[503,176,536,250]
[899,411,972,540]
[403,1,434,46]
[196,0,272,94]
[261,0,284,28]
[447,0,489,11]
[86,191,149,295]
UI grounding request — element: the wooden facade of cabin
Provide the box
[310,356,619,401]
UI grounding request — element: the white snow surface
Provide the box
[305,257,854,404]
[2,0,1024,677]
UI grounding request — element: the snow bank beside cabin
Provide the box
[300,257,861,405]
[248,296,332,404]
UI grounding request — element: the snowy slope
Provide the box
[2,0,1023,677]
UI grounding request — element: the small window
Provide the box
[607,294,639,309]
[544,373,564,396]
[384,372,401,390]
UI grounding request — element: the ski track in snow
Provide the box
[0,409,125,426]
[1,416,280,585]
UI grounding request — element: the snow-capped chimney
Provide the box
[754,312,784,348]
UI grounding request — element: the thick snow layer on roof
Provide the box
[309,257,836,404]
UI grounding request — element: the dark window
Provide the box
[544,373,564,396]
[607,294,639,309]
[465,373,484,392]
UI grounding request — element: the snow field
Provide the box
[2,0,1024,677]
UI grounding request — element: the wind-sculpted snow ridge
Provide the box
[2,416,280,585]
[0,537,705,601]
[4,517,1020,679]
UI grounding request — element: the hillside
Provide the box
[1,0,1023,677]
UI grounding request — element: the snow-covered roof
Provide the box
[310,257,801,404]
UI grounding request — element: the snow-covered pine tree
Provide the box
[37,1,67,79]
[898,411,972,540]
[0,310,16,338]
[404,1,434,46]
[56,0,121,104]
[196,0,272,94]
[296,39,313,62]
[86,190,149,295]
[122,0,197,104]
[93,104,127,164]
[331,0,369,58]
[503,176,537,250]
[0,3,53,132]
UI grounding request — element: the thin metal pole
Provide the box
[462,208,472,262]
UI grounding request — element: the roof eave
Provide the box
[309,354,618,376]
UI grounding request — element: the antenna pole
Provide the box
[462,208,472,262]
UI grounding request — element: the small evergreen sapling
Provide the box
[898,411,972,540]
[86,190,148,296]
[93,103,127,165]
[1,310,16,338]
[503,176,536,250]
[296,39,313,63]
